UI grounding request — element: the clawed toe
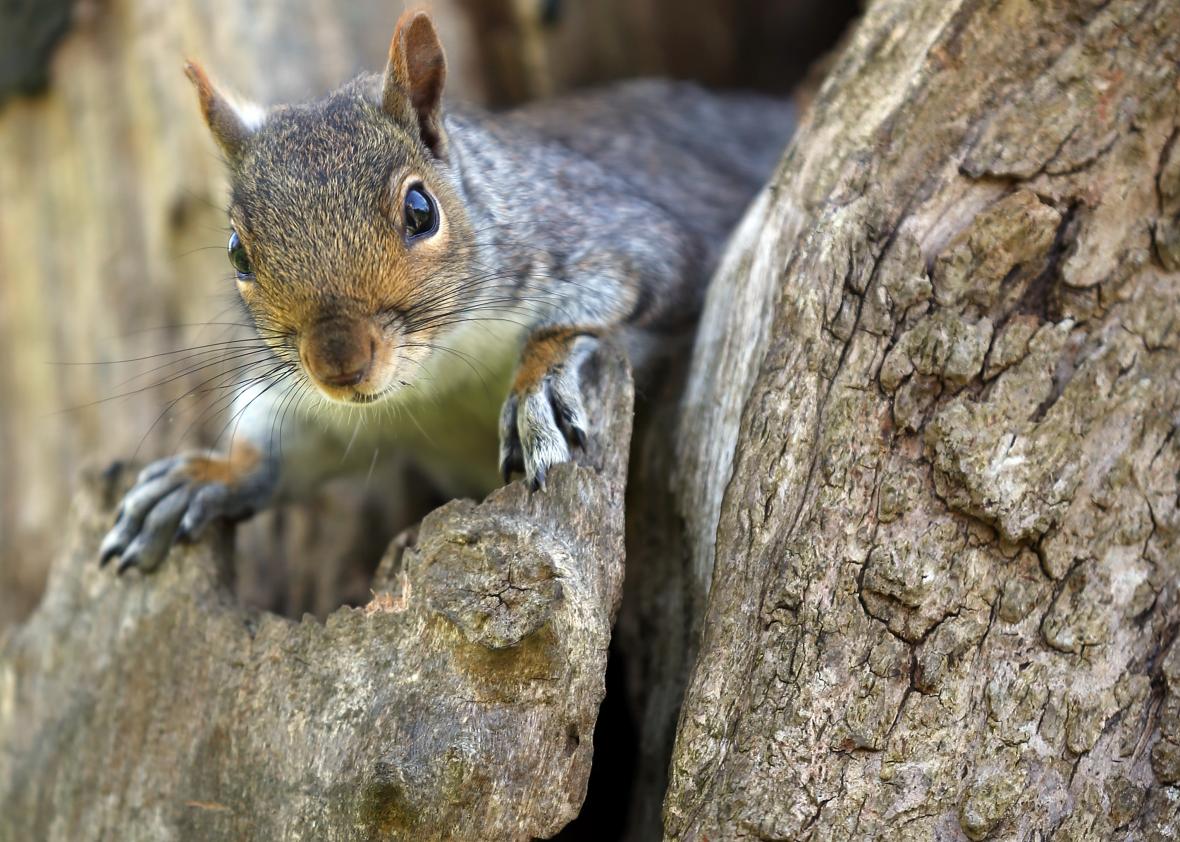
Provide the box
[499,395,526,483]
[498,335,597,490]
[97,449,277,574]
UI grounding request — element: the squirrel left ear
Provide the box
[382,10,447,158]
[184,61,262,160]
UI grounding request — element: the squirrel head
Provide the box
[185,11,477,406]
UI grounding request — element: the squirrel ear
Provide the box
[382,10,447,157]
[183,61,261,160]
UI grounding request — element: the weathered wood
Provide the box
[0,349,631,841]
[664,0,1180,838]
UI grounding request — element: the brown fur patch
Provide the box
[512,327,598,394]
[181,441,262,486]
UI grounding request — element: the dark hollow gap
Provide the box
[462,0,865,107]
[0,0,74,106]
[550,643,639,841]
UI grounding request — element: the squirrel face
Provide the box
[185,12,465,405]
[226,90,473,404]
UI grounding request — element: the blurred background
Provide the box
[0,0,858,630]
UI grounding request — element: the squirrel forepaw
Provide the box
[499,334,595,491]
[98,446,277,574]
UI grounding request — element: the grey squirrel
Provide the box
[99,10,794,573]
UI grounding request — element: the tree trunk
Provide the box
[663,0,1180,838]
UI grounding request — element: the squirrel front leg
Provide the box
[99,440,280,573]
[499,326,599,489]
[98,382,341,574]
[497,226,692,489]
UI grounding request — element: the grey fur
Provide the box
[100,451,279,572]
[453,80,793,333]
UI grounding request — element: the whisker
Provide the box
[217,371,296,460]
[397,341,494,394]
[129,355,285,463]
[169,361,293,456]
[51,336,274,367]
[52,346,279,417]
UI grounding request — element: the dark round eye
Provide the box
[228,231,253,279]
[403,185,438,240]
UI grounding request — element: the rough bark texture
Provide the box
[0,349,630,841]
[664,0,1180,839]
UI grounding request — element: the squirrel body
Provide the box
[100,12,794,573]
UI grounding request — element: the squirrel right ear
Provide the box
[382,10,447,158]
[183,61,260,160]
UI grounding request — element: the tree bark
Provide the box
[663,0,1180,838]
[0,348,631,841]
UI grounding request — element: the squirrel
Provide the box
[99,10,794,574]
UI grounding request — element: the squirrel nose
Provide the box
[301,317,379,390]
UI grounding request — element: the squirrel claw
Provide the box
[499,433,525,483]
[98,543,121,569]
[568,422,588,451]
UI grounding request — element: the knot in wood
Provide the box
[420,514,566,649]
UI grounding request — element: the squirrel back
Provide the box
[447,81,794,332]
[504,79,791,250]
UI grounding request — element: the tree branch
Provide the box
[0,349,632,841]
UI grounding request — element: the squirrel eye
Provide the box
[403,185,438,240]
[228,231,254,279]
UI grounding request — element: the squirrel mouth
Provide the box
[348,385,397,405]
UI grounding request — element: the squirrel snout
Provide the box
[300,317,380,390]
